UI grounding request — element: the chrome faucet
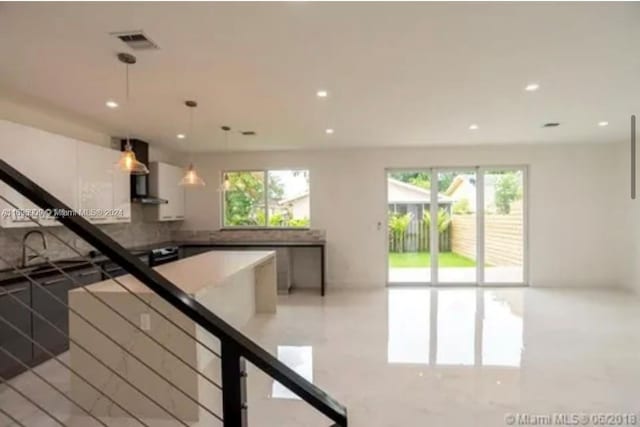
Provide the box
[21,230,48,267]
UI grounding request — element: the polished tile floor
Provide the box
[2,287,640,426]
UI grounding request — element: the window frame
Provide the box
[220,168,311,230]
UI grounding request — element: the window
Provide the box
[222,169,310,228]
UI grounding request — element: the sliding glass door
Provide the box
[387,166,526,286]
[387,170,432,284]
[436,169,477,284]
[482,168,525,284]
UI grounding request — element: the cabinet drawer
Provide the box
[72,267,102,286]
[0,283,32,378]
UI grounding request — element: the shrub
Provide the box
[453,198,472,215]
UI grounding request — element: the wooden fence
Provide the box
[451,212,523,266]
[389,220,451,253]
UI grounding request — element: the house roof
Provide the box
[277,178,454,205]
[279,193,309,205]
[387,178,453,204]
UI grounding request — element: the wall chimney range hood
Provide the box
[120,139,168,204]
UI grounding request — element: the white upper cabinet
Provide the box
[77,142,131,224]
[0,119,78,228]
[0,119,131,228]
[147,161,185,221]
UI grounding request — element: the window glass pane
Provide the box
[387,170,431,283]
[223,171,266,226]
[483,169,524,283]
[267,170,310,228]
[437,170,476,284]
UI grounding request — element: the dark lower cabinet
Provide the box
[0,282,32,379]
[74,266,102,286]
[31,275,73,362]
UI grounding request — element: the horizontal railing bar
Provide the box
[0,310,153,427]
[0,407,27,427]
[0,346,109,427]
[1,227,223,393]
[0,373,66,427]
[0,158,347,425]
[0,408,26,427]
[0,194,222,360]
[0,257,222,425]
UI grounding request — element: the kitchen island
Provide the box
[68,250,277,422]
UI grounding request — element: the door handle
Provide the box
[0,287,28,297]
[42,277,67,286]
[632,115,636,200]
[77,270,97,277]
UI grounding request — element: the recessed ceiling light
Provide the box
[598,121,609,127]
[316,90,328,98]
[177,133,186,139]
[469,124,479,130]
[105,100,119,109]
[525,83,540,92]
[325,128,334,134]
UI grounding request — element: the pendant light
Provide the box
[221,126,231,192]
[179,100,206,187]
[115,53,149,175]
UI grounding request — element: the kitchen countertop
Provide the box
[0,238,324,287]
[178,239,326,246]
[72,250,276,295]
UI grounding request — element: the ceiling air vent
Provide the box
[543,122,560,128]
[110,30,159,51]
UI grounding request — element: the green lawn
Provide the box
[389,251,476,268]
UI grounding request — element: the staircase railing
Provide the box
[0,158,348,427]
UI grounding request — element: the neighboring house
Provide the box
[278,193,310,219]
[388,178,452,220]
[445,174,499,212]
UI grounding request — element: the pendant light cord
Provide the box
[188,105,194,165]
[125,62,131,150]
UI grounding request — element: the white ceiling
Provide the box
[0,2,639,152]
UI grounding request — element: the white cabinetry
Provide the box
[0,119,131,228]
[77,142,131,224]
[0,120,78,228]
[147,162,185,221]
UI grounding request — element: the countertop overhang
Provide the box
[71,250,276,295]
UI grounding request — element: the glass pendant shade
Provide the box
[117,146,149,175]
[180,163,206,187]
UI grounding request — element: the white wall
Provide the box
[184,142,630,289]
[622,153,640,294]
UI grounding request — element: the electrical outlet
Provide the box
[140,313,151,331]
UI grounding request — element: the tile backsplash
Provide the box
[0,204,179,269]
[171,228,326,242]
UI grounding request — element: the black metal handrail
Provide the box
[0,159,348,427]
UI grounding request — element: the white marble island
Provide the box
[68,250,277,422]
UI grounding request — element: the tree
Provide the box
[224,172,266,225]
[495,172,521,214]
[452,198,472,215]
[390,172,431,189]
